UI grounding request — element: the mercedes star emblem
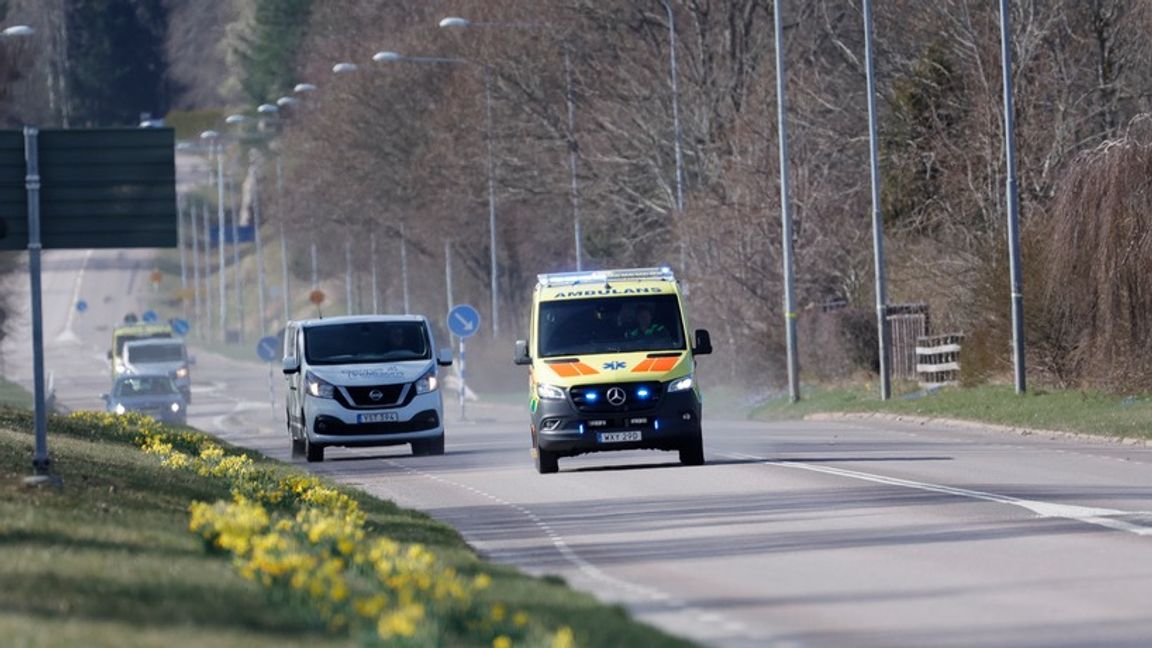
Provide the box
[606,387,627,406]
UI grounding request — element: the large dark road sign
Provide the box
[0,128,177,250]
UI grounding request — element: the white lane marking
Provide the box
[55,249,92,344]
[369,456,758,642]
[721,450,1152,537]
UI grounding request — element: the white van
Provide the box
[282,315,452,462]
[122,338,192,403]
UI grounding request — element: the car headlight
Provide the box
[114,361,126,374]
[305,371,335,398]
[667,374,694,393]
[170,402,181,413]
[536,383,566,400]
[114,403,126,415]
[174,367,189,379]
[415,369,439,394]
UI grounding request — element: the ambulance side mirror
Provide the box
[513,340,532,366]
[693,329,713,356]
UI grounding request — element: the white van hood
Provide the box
[307,360,431,386]
[125,360,186,375]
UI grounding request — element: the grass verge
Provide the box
[752,383,1152,440]
[0,407,694,647]
[0,377,32,409]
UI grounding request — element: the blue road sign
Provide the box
[141,310,158,323]
[76,299,87,313]
[448,304,481,338]
[256,335,279,363]
[171,318,190,336]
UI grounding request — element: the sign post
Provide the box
[447,304,480,421]
[257,335,279,416]
[2,127,178,484]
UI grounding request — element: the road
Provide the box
[5,248,1152,647]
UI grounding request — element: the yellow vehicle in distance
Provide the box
[109,321,174,378]
[514,267,713,474]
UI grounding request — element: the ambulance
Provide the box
[514,267,712,474]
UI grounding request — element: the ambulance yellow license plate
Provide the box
[598,431,641,443]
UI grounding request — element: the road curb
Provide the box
[803,411,1152,448]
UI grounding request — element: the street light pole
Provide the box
[370,229,379,314]
[374,51,501,336]
[660,0,686,214]
[400,221,411,315]
[439,17,584,271]
[214,140,228,340]
[177,195,188,316]
[999,0,1027,394]
[191,198,202,325]
[863,0,892,401]
[774,0,800,403]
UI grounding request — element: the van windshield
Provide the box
[127,344,185,363]
[537,294,685,357]
[116,332,173,356]
[304,321,430,365]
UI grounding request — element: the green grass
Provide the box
[0,407,695,647]
[752,383,1152,440]
[0,378,32,410]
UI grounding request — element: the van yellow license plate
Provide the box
[598,431,641,443]
[358,412,400,423]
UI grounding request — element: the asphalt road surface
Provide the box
[5,248,1152,647]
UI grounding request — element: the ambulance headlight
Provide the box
[667,374,694,393]
[536,383,566,400]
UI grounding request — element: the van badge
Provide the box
[602,361,626,371]
[606,387,627,405]
[369,390,384,401]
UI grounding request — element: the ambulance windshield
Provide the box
[537,294,685,357]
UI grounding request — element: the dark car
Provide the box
[103,374,188,425]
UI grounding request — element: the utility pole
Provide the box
[863,0,892,400]
[774,0,800,402]
[999,0,1027,394]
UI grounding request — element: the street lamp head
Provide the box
[1,25,34,38]
[293,82,317,94]
[332,62,359,74]
[438,17,471,29]
[224,114,247,125]
[276,96,298,108]
[199,130,220,140]
[257,103,279,114]
[372,51,403,63]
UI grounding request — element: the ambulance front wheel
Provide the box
[679,431,705,466]
[536,448,559,474]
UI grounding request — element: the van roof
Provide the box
[124,338,185,348]
[292,314,429,328]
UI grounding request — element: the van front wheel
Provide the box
[412,435,445,456]
[305,436,324,463]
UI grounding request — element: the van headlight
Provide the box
[170,402,181,413]
[305,371,336,398]
[667,374,694,392]
[174,367,189,379]
[415,369,439,394]
[536,383,566,400]
[114,403,126,415]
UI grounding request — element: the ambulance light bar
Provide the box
[537,267,675,287]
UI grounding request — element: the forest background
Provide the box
[3,0,1151,396]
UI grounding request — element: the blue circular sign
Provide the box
[256,335,279,362]
[141,310,158,323]
[171,318,190,336]
[76,299,88,313]
[448,304,481,338]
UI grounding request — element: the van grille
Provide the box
[338,384,409,409]
[569,381,663,413]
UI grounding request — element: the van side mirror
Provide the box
[106,350,113,360]
[187,355,197,366]
[282,356,300,375]
[100,393,109,402]
[437,348,453,367]
[513,340,532,366]
[693,329,713,356]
